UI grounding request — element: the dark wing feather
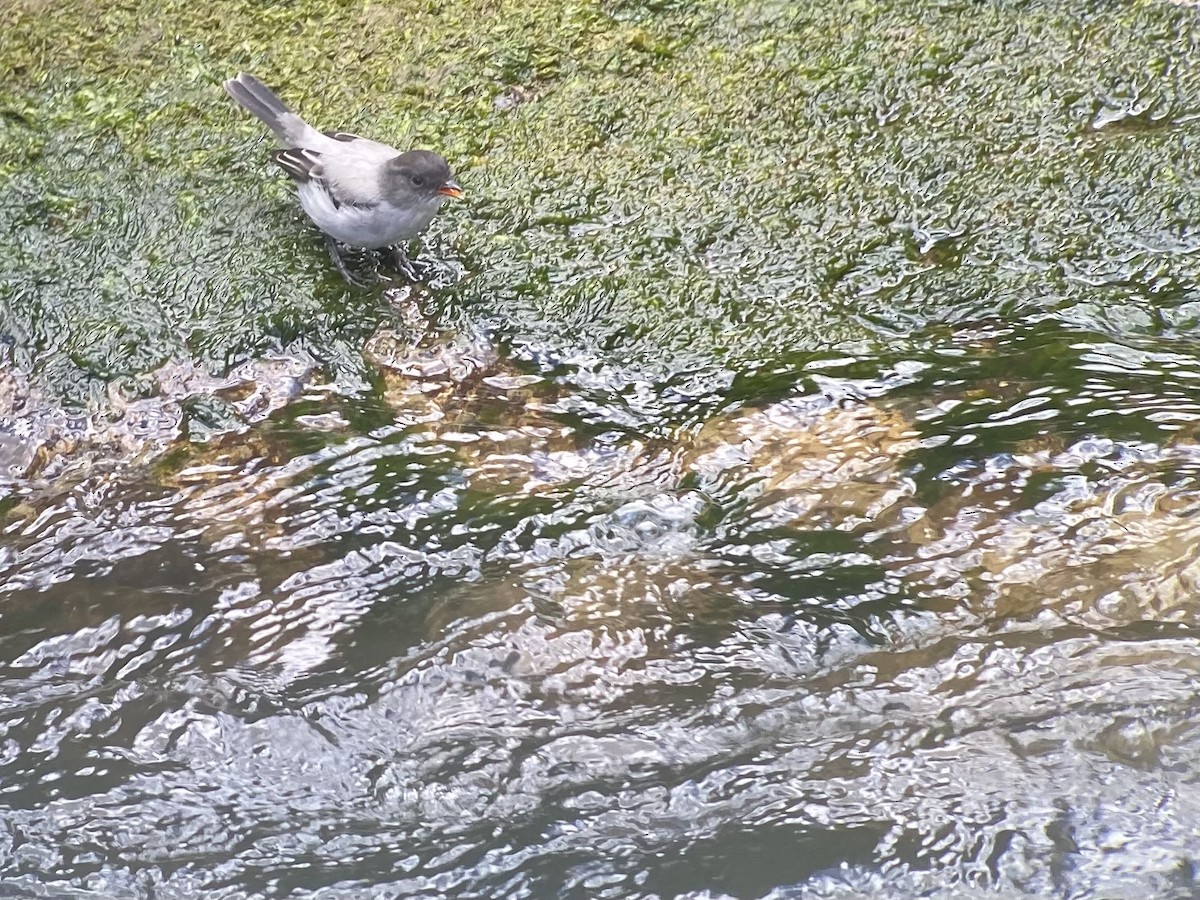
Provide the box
[323,130,361,143]
[273,148,321,182]
[272,147,377,211]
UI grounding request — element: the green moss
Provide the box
[2,0,1200,408]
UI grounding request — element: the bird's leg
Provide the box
[325,235,370,287]
[389,243,420,282]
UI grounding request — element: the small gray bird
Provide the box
[223,72,462,283]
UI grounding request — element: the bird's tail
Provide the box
[224,73,317,146]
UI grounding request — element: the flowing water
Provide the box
[6,313,1200,899]
[6,0,1200,897]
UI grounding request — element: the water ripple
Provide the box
[5,336,1200,896]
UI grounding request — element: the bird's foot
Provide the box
[326,236,374,287]
[388,244,422,283]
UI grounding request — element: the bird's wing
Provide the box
[309,137,402,207]
[273,148,322,182]
[272,144,393,211]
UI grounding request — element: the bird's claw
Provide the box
[325,236,374,287]
[389,245,421,283]
[325,237,427,287]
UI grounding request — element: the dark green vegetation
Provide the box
[2,0,1199,410]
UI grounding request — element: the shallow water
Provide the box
[6,320,1200,898]
[7,0,1200,897]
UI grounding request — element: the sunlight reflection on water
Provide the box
[5,323,1200,897]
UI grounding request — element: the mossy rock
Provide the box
[1,0,1199,420]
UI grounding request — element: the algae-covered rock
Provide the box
[5,0,1200,412]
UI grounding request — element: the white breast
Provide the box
[296,182,440,248]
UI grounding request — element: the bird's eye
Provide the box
[411,175,424,187]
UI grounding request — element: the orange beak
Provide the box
[438,180,463,199]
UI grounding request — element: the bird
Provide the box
[223,72,462,284]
